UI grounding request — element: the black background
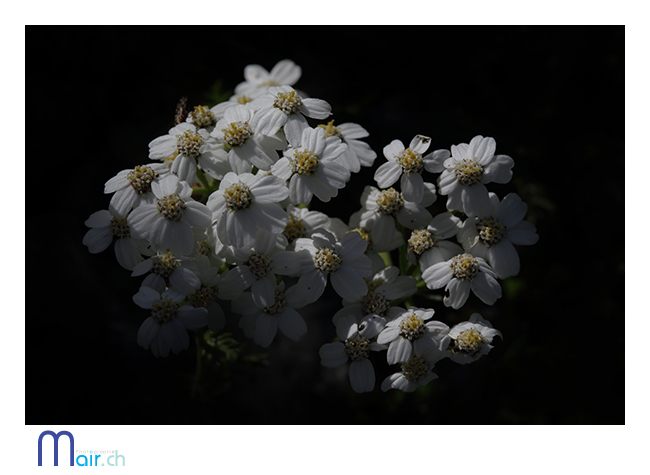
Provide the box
[26,26,624,424]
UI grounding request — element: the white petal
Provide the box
[277,307,307,341]
[319,342,348,368]
[137,317,160,348]
[349,359,375,393]
[487,240,521,279]
[176,306,208,329]
[444,279,471,309]
[297,269,327,303]
[400,172,424,203]
[254,314,278,348]
[289,174,314,205]
[387,338,412,364]
[374,161,402,188]
[330,265,368,302]
[469,273,502,305]
[495,193,528,228]
[507,221,539,246]
[422,261,453,289]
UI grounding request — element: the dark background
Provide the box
[26,26,624,424]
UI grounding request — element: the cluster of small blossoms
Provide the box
[83,59,538,391]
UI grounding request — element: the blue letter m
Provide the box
[37,431,74,466]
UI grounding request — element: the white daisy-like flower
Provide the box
[374,135,448,203]
[133,286,208,357]
[434,135,514,216]
[422,252,502,309]
[218,229,302,307]
[319,311,386,393]
[210,92,257,120]
[457,192,539,279]
[358,184,436,250]
[206,171,290,250]
[250,85,332,145]
[271,126,349,205]
[211,104,287,173]
[127,174,212,256]
[232,282,308,348]
[317,120,377,173]
[281,204,331,247]
[329,210,404,253]
[406,212,464,271]
[148,122,228,184]
[234,59,302,99]
[82,209,151,270]
[380,347,446,393]
[376,307,450,364]
[131,250,201,296]
[448,313,502,365]
[104,163,169,219]
[186,255,227,332]
[344,266,417,318]
[294,229,372,304]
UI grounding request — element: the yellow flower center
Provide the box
[455,328,486,355]
[318,120,342,138]
[189,105,217,129]
[376,187,404,216]
[450,253,480,281]
[283,214,305,243]
[157,193,187,221]
[476,216,506,247]
[397,148,424,175]
[408,229,436,255]
[290,149,320,176]
[127,165,158,194]
[176,129,204,158]
[273,90,303,115]
[398,313,427,341]
[314,246,343,273]
[222,121,253,147]
[223,182,253,211]
[344,333,370,361]
[454,158,484,186]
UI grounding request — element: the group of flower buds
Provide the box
[83,59,538,393]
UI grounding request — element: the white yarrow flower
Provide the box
[448,313,502,365]
[127,175,212,256]
[380,348,445,393]
[82,209,151,270]
[271,126,349,205]
[294,229,372,304]
[317,120,377,173]
[218,230,302,307]
[235,59,302,99]
[133,286,208,357]
[148,122,227,184]
[319,312,386,393]
[358,185,436,250]
[104,163,169,219]
[376,307,450,364]
[436,135,514,216]
[232,282,308,348]
[211,104,286,173]
[375,135,448,203]
[207,172,290,249]
[422,252,502,309]
[457,192,539,279]
[250,85,332,144]
[406,212,464,271]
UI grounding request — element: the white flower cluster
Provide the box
[83,59,538,392]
